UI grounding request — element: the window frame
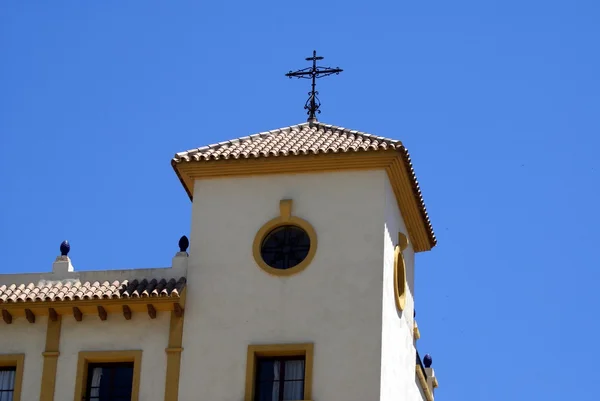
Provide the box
[254,355,306,401]
[245,343,313,401]
[260,225,312,270]
[73,350,142,401]
[393,232,409,312]
[84,361,135,401]
[0,354,24,401]
[252,200,318,277]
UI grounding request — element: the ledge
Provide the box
[0,265,186,284]
[0,287,186,324]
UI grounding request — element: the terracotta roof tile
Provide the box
[172,121,436,249]
[0,277,186,304]
[172,123,402,162]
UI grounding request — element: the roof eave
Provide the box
[172,149,436,252]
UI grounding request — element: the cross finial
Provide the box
[285,50,343,123]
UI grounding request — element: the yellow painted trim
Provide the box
[414,321,421,340]
[394,232,409,311]
[0,354,24,401]
[0,295,182,311]
[416,365,434,401]
[40,315,62,401]
[175,150,435,252]
[0,296,183,320]
[252,199,318,277]
[245,343,314,401]
[164,308,185,401]
[74,350,142,401]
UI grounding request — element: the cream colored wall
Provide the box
[0,316,47,401]
[380,177,422,401]
[54,312,170,401]
[179,170,389,401]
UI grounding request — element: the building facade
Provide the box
[0,121,439,401]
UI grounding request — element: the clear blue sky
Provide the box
[1,1,599,400]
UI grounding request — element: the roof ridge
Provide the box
[312,122,402,145]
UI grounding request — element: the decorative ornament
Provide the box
[178,235,189,253]
[423,354,432,368]
[60,240,70,256]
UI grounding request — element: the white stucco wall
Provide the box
[0,316,47,401]
[54,312,170,401]
[179,170,389,401]
[380,177,423,401]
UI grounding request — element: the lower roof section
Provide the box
[0,277,186,304]
[0,266,187,322]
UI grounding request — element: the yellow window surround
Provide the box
[252,199,318,277]
[394,232,409,312]
[245,343,314,401]
[0,354,24,401]
[73,350,142,401]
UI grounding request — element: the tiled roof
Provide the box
[0,277,186,304]
[173,122,436,249]
[172,122,401,162]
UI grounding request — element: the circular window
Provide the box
[260,225,311,270]
[394,245,407,311]
[394,233,409,312]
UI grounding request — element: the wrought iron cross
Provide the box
[285,50,343,122]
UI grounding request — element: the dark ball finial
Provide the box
[60,240,70,256]
[178,235,189,253]
[423,354,432,368]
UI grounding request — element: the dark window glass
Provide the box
[260,226,310,269]
[0,366,16,397]
[84,362,134,401]
[255,356,305,401]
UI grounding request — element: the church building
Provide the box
[0,53,440,401]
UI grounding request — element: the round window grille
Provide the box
[260,225,311,270]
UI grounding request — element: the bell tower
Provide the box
[174,52,439,401]
[173,124,438,401]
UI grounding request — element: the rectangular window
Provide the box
[255,356,305,401]
[0,366,16,398]
[245,344,313,401]
[85,362,134,401]
[74,351,142,401]
[0,354,23,401]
